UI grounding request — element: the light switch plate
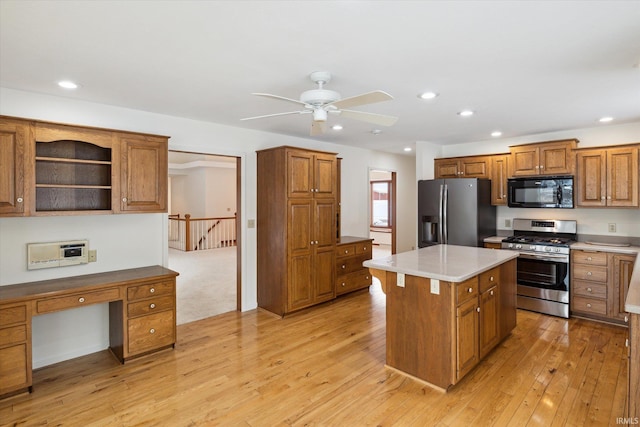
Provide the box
[397,272,405,287]
[430,279,440,295]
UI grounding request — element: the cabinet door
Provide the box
[607,147,638,207]
[456,297,479,381]
[460,157,489,178]
[313,153,337,198]
[479,285,499,358]
[0,119,28,215]
[490,154,509,205]
[313,200,336,302]
[539,142,573,175]
[613,254,636,322]
[120,136,168,212]
[287,150,314,198]
[576,150,606,207]
[288,200,313,311]
[434,158,461,178]
[510,145,539,176]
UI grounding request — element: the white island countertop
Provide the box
[363,244,519,283]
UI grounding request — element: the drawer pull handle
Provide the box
[476,307,480,313]
[468,287,473,293]
[342,265,346,269]
[150,303,156,309]
[149,328,155,334]
[363,247,368,250]
[344,250,349,254]
[341,282,346,287]
[586,272,592,276]
[587,287,592,292]
[587,303,592,308]
[490,276,494,281]
[490,290,494,296]
[366,276,370,280]
[78,297,85,303]
[587,256,592,261]
[150,288,155,293]
[17,197,23,203]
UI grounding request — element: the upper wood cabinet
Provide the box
[287,149,337,199]
[434,155,490,179]
[0,117,30,216]
[0,116,169,216]
[509,139,577,177]
[119,134,168,212]
[576,145,638,208]
[490,154,509,205]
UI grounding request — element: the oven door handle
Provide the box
[518,252,569,262]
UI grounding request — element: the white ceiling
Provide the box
[1,1,639,155]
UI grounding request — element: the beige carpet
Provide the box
[168,247,237,325]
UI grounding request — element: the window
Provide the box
[371,180,391,228]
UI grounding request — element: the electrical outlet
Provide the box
[397,272,405,287]
[505,219,512,228]
[608,223,617,233]
[88,249,97,262]
[248,219,255,228]
[430,279,440,295]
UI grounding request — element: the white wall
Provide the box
[0,87,414,368]
[418,121,640,239]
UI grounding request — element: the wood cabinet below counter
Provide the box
[336,237,373,295]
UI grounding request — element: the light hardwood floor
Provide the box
[0,283,629,426]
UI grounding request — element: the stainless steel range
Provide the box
[501,218,577,318]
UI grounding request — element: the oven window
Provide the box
[517,258,568,291]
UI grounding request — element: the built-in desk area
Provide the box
[0,266,178,399]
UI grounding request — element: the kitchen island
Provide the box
[364,244,519,391]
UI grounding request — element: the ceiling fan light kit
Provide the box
[241,71,398,136]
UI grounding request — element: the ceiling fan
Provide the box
[241,71,398,136]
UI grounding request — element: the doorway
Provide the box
[369,169,397,258]
[167,150,241,324]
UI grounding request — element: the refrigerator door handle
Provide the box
[442,184,448,244]
[438,184,444,243]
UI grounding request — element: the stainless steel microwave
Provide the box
[507,176,574,208]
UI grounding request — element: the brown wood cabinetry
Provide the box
[629,313,640,419]
[384,259,516,391]
[434,155,490,179]
[509,139,577,176]
[490,154,509,205]
[257,146,337,316]
[0,266,177,399]
[571,249,636,324]
[576,145,639,208]
[0,115,169,216]
[0,117,30,215]
[483,242,502,249]
[335,237,373,295]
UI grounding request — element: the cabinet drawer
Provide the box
[127,295,174,317]
[572,264,607,283]
[355,241,372,256]
[127,281,174,301]
[128,310,175,355]
[572,250,608,266]
[336,244,356,258]
[0,304,27,327]
[573,280,607,299]
[572,296,607,315]
[0,343,29,395]
[0,325,27,347]
[336,270,372,295]
[457,277,478,305]
[479,267,500,293]
[36,287,120,314]
[336,255,369,275]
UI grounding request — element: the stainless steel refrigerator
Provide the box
[418,178,496,248]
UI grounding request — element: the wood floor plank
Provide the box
[0,284,630,426]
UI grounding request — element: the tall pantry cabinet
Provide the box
[257,146,338,316]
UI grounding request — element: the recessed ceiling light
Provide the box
[403,147,412,152]
[332,124,343,131]
[491,131,502,137]
[58,80,79,89]
[599,116,614,123]
[418,91,438,100]
[458,110,474,117]
[371,129,382,135]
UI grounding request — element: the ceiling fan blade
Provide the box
[329,90,393,109]
[240,111,309,121]
[310,120,326,136]
[339,109,399,126]
[252,93,308,107]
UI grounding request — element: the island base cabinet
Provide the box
[629,313,640,419]
[385,259,517,391]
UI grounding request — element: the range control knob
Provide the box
[515,244,522,249]
[544,246,552,252]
